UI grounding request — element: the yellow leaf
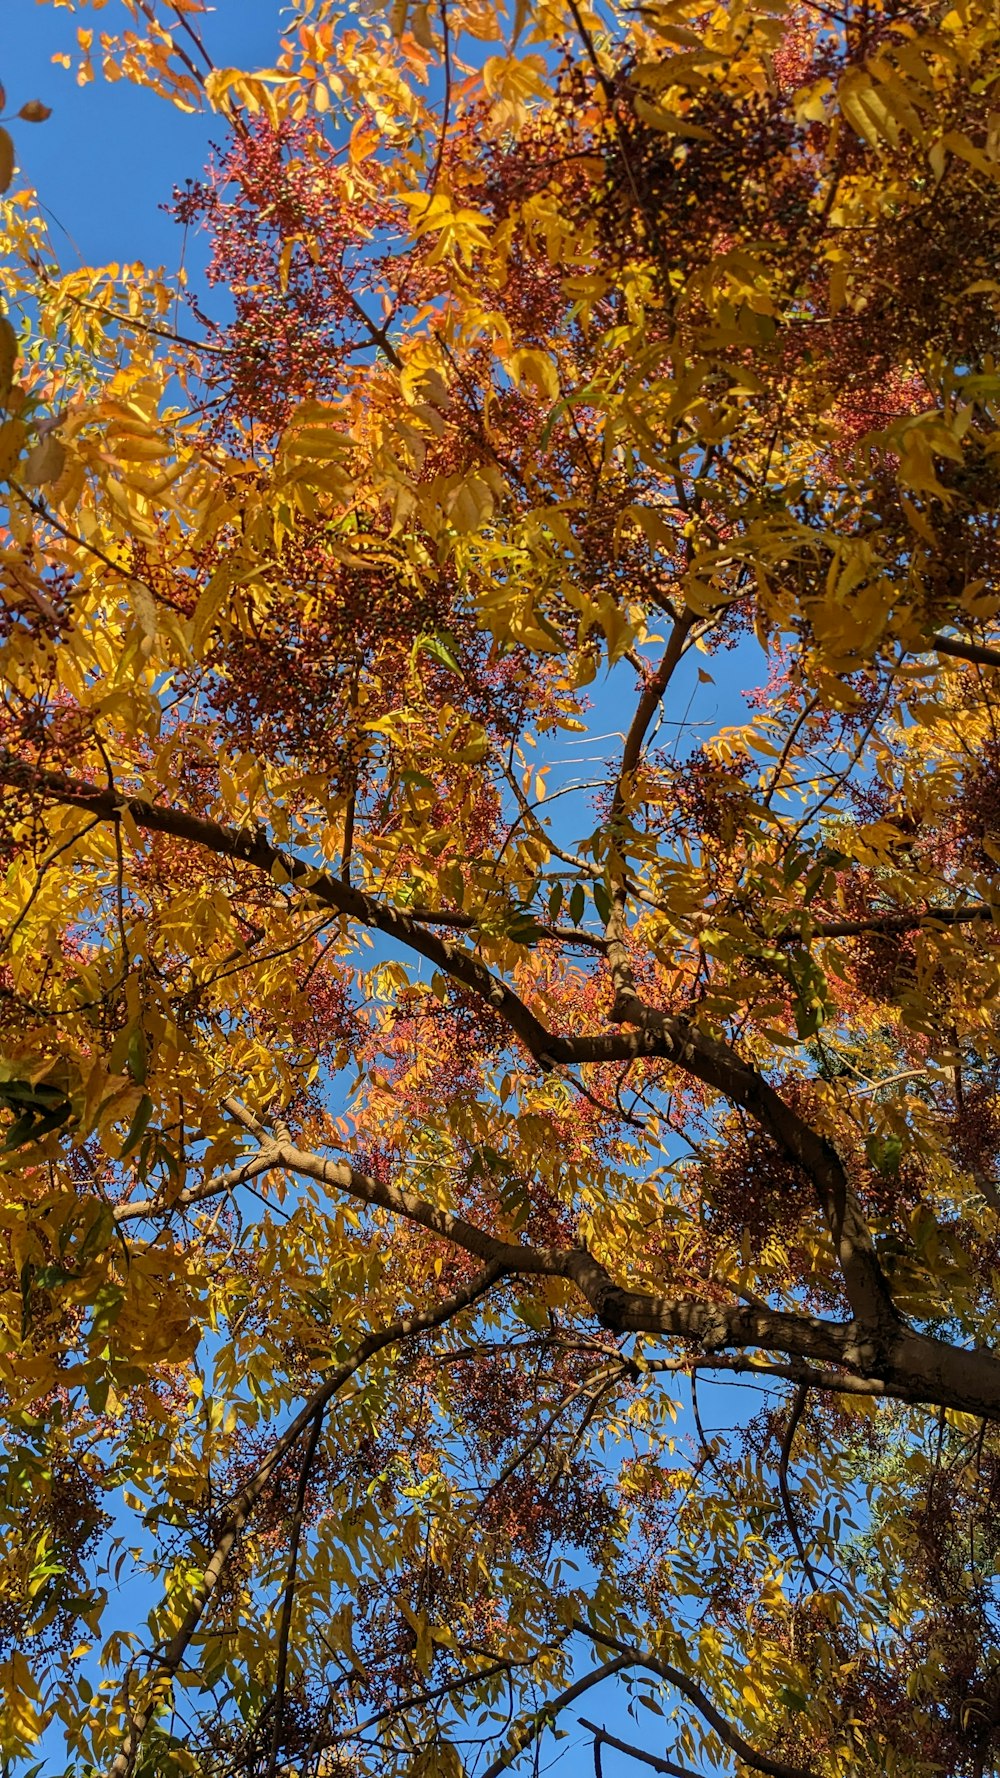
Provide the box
[408,1747,465,1778]
[0,317,16,404]
[0,419,26,480]
[21,434,66,488]
[839,69,893,148]
[0,1650,42,1755]
[510,349,560,402]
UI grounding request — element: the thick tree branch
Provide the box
[0,758,555,1065]
[117,1128,1000,1421]
[18,757,1000,1422]
[574,990,895,1331]
[933,632,1000,670]
[0,756,893,1322]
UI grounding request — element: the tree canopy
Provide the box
[4,0,1000,1771]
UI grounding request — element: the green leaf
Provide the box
[414,632,462,675]
[792,991,825,1040]
[19,1261,33,1340]
[514,1294,548,1331]
[120,1094,154,1159]
[77,1203,116,1266]
[32,1264,81,1292]
[127,1025,148,1085]
[866,1133,903,1176]
[505,913,546,946]
[0,1078,67,1110]
[2,1094,73,1152]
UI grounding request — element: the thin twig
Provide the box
[777,1384,822,1594]
[265,1407,326,1778]
[579,1719,704,1778]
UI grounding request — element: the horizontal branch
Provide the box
[405,904,608,952]
[933,632,1000,670]
[804,903,997,940]
[643,1353,888,1395]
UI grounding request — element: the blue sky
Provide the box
[7,2,282,273]
[7,7,778,1773]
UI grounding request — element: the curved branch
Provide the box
[117,1128,1000,1421]
[566,990,895,1331]
[0,754,900,1326]
[17,757,1000,1421]
[320,1647,558,1749]
[572,1621,816,1778]
[0,758,555,1065]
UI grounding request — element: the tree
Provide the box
[3,0,1000,1770]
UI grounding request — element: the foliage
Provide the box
[4,0,1000,1772]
